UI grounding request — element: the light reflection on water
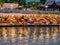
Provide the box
[0,26,60,45]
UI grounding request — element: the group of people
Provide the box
[0,14,60,25]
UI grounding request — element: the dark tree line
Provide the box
[4,0,26,7]
[40,0,46,4]
[0,0,46,9]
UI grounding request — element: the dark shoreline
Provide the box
[0,10,60,14]
[0,25,60,27]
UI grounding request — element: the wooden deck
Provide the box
[0,25,60,27]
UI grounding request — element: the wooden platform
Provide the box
[0,25,60,27]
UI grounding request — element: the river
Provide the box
[0,26,60,45]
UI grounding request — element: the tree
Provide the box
[26,1,39,10]
[40,0,46,4]
[0,0,4,8]
[4,0,17,3]
[4,0,26,7]
[4,0,8,3]
[18,0,26,7]
[9,0,17,3]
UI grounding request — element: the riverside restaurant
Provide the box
[0,13,60,45]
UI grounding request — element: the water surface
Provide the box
[0,26,60,45]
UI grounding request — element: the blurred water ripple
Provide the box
[0,26,60,45]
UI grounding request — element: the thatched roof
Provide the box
[47,1,54,5]
[56,2,60,6]
[38,1,60,8]
[47,1,60,6]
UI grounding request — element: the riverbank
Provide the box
[0,10,60,14]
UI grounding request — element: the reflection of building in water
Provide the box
[7,27,16,38]
[2,28,8,42]
[1,27,59,37]
[45,27,50,38]
[32,28,36,37]
[51,27,58,43]
[2,28,7,39]
[0,26,60,45]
